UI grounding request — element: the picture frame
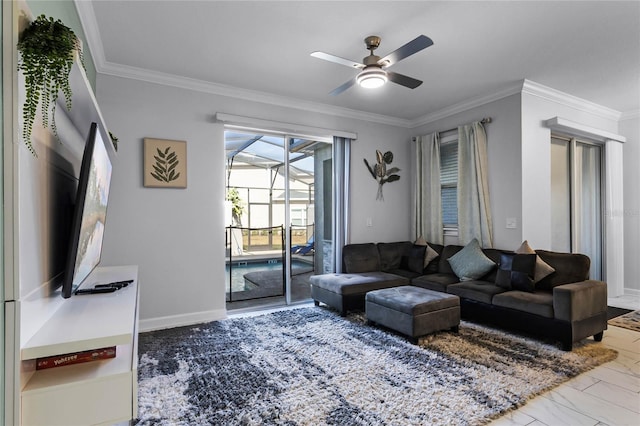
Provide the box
[143,138,187,188]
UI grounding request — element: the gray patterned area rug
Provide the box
[609,309,640,332]
[136,307,616,426]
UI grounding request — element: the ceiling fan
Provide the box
[311,35,433,95]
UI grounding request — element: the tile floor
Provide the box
[492,294,640,426]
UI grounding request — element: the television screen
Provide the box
[62,122,113,298]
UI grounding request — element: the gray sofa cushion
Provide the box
[387,268,422,280]
[480,248,506,282]
[309,272,409,295]
[411,273,460,292]
[378,241,413,271]
[493,290,554,318]
[447,281,507,304]
[343,243,380,273]
[400,245,427,273]
[438,245,463,275]
[534,250,590,290]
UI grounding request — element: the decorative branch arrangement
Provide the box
[17,15,84,155]
[364,150,400,201]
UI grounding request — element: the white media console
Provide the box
[20,266,139,426]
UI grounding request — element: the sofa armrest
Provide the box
[553,280,607,322]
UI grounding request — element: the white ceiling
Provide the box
[79,1,640,125]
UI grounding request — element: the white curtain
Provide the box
[332,137,351,273]
[411,132,443,244]
[457,122,493,247]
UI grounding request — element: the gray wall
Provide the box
[96,75,411,328]
[410,94,523,250]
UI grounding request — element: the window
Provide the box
[440,136,458,229]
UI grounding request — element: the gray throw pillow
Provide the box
[448,238,496,281]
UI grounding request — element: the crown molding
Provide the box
[98,61,411,128]
[620,109,640,121]
[521,79,622,121]
[407,82,522,128]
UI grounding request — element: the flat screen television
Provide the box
[62,122,113,298]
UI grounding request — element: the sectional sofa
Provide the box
[309,240,608,350]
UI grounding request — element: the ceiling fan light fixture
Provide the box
[356,68,388,89]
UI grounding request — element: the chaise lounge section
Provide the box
[309,243,411,316]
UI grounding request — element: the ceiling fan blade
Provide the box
[311,51,365,69]
[387,71,423,89]
[329,77,357,96]
[378,35,434,67]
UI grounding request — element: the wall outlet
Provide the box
[366,217,373,227]
[506,217,517,229]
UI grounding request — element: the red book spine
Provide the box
[36,346,117,370]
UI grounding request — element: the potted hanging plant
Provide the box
[17,14,84,155]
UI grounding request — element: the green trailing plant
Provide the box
[17,15,84,155]
[226,187,244,226]
[364,150,400,201]
[151,147,181,183]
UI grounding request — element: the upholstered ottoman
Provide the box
[365,286,460,343]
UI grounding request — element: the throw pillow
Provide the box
[414,236,428,246]
[495,253,537,292]
[447,238,496,281]
[424,244,439,268]
[400,245,427,273]
[515,240,555,282]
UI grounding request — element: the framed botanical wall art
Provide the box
[144,138,187,188]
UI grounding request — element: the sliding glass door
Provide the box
[550,136,603,279]
[224,130,333,307]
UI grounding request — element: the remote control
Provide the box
[95,283,124,289]
[94,280,133,289]
[75,287,118,295]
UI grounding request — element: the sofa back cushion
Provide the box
[481,248,508,282]
[378,241,414,271]
[343,243,381,273]
[438,245,463,274]
[534,250,590,290]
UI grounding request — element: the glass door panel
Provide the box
[550,136,603,280]
[574,142,602,280]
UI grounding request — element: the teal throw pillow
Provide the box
[447,238,496,281]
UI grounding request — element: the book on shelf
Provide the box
[36,346,117,370]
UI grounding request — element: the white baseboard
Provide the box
[139,308,227,332]
[625,288,640,297]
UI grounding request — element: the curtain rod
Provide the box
[438,117,492,135]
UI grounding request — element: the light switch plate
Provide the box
[506,217,517,229]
